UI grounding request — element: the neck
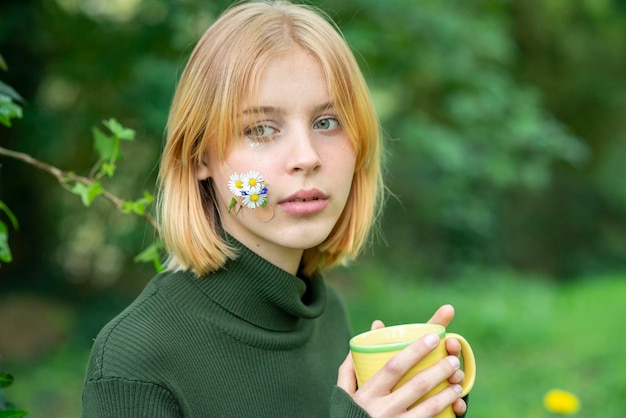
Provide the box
[221,224,304,275]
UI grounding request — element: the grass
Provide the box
[334,266,626,417]
[4,269,625,417]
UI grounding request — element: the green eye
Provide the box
[245,124,277,140]
[314,117,339,130]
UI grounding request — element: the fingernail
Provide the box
[452,384,462,395]
[448,356,460,369]
[424,333,439,347]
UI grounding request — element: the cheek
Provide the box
[224,141,272,168]
[325,143,357,176]
[340,149,357,194]
[224,151,275,182]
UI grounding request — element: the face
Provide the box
[200,48,357,275]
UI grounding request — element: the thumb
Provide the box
[427,304,455,327]
[337,352,357,394]
[370,319,385,330]
[338,320,385,393]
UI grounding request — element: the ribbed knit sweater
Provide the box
[82,239,369,417]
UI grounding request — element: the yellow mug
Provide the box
[349,323,476,418]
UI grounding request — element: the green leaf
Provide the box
[0,221,13,263]
[0,201,19,230]
[228,198,237,214]
[0,81,24,103]
[0,372,14,388]
[142,190,154,203]
[70,182,104,207]
[99,162,116,178]
[121,191,153,216]
[92,125,123,177]
[0,54,6,71]
[0,94,23,128]
[0,410,30,418]
[133,239,164,272]
[121,200,142,215]
[103,118,135,141]
[92,127,115,160]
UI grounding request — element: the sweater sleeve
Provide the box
[82,377,182,418]
[330,386,371,418]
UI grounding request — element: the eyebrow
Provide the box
[241,101,336,117]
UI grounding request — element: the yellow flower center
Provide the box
[544,389,580,414]
[249,178,257,187]
[235,180,243,189]
[251,194,259,202]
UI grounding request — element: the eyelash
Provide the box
[243,115,341,143]
[313,116,340,131]
[244,124,278,143]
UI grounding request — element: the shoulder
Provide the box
[84,272,196,382]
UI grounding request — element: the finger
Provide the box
[448,369,465,385]
[393,355,461,410]
[445,336,462,357]
[405,383,463,418]
[337,352,357,394]
[452,397,467,416]
[371,320,385,330]
[341,321,384,396]
[362,333,441,396]
[427,304,455,327]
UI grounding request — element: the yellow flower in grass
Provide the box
[544,389,580,414]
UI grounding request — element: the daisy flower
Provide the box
[243,171,264,191]
[228,172,246,197]
[228,171,269,211]
[241,184,268,209]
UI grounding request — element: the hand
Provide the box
[427,304,461,359]
[337,305,467,417]
[427,305,467,416]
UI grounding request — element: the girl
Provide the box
[82,1,468,416]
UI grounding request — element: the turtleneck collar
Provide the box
[157,236,328,347]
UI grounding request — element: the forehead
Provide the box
[242,48,331,112]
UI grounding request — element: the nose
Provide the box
[287,129,321,175]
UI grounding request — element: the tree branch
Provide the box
[0,146,159,232]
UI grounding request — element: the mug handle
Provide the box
[446,333,476,397]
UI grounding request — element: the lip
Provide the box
[278,189,329,215]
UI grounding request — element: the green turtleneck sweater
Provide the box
[82,241,369,417]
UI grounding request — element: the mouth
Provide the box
[280,189,328,204]
[279,189,329,215]
[288,196,321,202]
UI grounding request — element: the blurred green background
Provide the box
[1,0,625,416]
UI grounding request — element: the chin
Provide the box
[278,229,332,251]
[286,237,328,251]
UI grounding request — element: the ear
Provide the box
[195,161,211,181]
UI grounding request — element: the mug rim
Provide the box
[349,323,446,353]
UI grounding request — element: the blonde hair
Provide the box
[158,0,384,277]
